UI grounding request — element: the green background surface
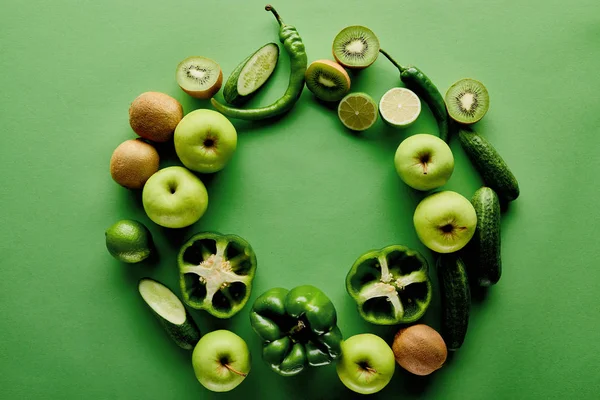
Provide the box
[2,0,599,398]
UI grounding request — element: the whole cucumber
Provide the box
[458,128,520,202]
[471,187,502,286]
[437,255,470,351]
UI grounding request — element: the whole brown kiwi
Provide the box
[110,139,159,189]
[392,324,447,376]
[129,92,183,142]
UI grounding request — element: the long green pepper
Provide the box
[211,5,307,120]
[379,49,449,142]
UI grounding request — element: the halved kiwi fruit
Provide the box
[305,60,351,102]
[176,56,223,99]
[332,26,380,69]
[445,78,490,124]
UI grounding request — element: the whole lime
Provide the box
[105,220,153,263]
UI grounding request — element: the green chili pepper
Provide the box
[249,285,343,376]
[346,245,432,325]
[177,232,257,319]
[379,49,449,142]
[210,5,307,120]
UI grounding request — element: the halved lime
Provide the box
[379,87,421,127]
[105,219,153,263]
[337,92,378,131]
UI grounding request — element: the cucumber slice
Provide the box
[223,43,279,105]
[138,278,201,350]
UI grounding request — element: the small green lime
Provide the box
[105,219,153,263]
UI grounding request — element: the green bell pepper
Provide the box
[346,245,432,325]
[177,232,257,319]
[249,285,343,376]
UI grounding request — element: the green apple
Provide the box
[142,166,208,228]
[192,330,251,392]
[336,334,395,395]
[413,191,477,253]
[174,109,237,173]
[394,133,454,191]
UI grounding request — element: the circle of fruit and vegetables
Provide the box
[106,4,519,395]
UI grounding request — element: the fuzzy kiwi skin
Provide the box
[110,139,159,189]
[305,59,351,102]
[392,324,447,376]
[129,92,183,142]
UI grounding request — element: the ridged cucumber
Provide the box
[138,278,201,350]
[470,187,501,286]
[458,128,520,202]
[223,43,279,105]
[437,255,470,351]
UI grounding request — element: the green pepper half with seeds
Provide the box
[249,285,343,376]
[177,232,257,319]
[346,245,432,325]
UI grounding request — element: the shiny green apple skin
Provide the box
[174,109,237,173]
[142,166,208,228]
[336,334,395,395]
[413,190,477,253]
[192,330,251,393]
[394,133,454,191]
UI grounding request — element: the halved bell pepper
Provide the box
[249,285,343,376]
[177,232,257,319]
[346,245,432,325]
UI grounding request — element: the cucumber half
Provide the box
[138,278,201,350]
[223,43,279,105]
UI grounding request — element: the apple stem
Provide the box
[224,363,248,377]
[422,162,428,174]
[365,366,377,374]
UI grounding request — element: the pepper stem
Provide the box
[224,363,248,377]
[265,5,284,26]
[289,320,306,335]
[379,49,406,73]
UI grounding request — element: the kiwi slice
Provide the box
[305,60,351,102]
[176,56,223,99]
[445,78,490,125]
[332,26,380,69]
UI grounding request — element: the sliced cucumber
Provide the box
[138,278,201,350]
[223,43,279,105]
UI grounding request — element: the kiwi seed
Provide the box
[305,60,351,102]
[129,92,183,143]
[176,56,223,99]
[445,78,490,125]
[110,139,159,190]
[332,26,380,69]
[392,324,447,376]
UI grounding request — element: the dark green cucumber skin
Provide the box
[223,43,279,106]
[471,187,502,286]
[152,310,201,350]
[437,255,470,351]
[139,278,201,350]
[458,128,520,202]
